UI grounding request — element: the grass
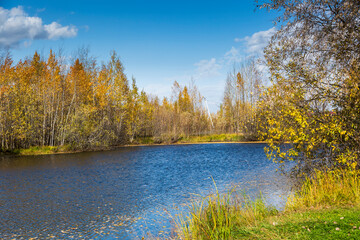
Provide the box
[232,207,360,240]
[4,134,258,156]
[174,183,278,240]
[178,134,247,143]
[135,133,259,145]
[174,168,360,239]
[4,145,74,156]
[286,169,360,210]
[19,146,59,155]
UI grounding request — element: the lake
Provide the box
[0,143,291,239]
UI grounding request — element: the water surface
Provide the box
[0,143,291,239]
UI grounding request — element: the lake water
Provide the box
[0,143,291,239]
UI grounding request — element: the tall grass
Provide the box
[174,168,360,239]
[16,145,73,155]
[175,184,278,240]
[286,168,360,210]
[19,146,59,155]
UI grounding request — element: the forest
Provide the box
[0,49,262,151]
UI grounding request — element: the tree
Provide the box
[0,49,214,151]
[217,59,262,136]
[107,51,129,141]
[258,0,360,173]
[126,77,140,142]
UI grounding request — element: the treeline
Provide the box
[0,50,212,150]
[0,49,264,151]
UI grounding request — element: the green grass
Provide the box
[174,184,278,240]
[135,133,256,145]
[233,207,360,240]
[16,145,72,155]
[3,133,259,155]
[174,168,360,239]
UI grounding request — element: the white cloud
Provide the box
[194,58,221,79]
[44,22,77,39]
[242,27,276,54]
[224,46,242,64]
[0,6,77,47]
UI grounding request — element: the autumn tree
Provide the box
[126,77,141,142]
[0,50,15,149]
[258,0,360,173]
[217,59,262,137]
[0,49,213,151]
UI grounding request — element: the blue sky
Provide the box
[1,0,278,111]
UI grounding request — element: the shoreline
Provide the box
[124,140,266,147]
[1,140,267,157]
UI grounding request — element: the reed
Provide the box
[174,168,360,239]
[286,168,360,210]
[175,183,277,240]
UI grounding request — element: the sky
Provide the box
[0,0,278,112]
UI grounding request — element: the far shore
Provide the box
[0,135,267,157]
[124,140,266,147]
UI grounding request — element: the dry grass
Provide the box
[174,183,277,240]
[286,168,360,210]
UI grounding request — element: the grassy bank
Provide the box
[1,144,113,156]
[178,134,247,143]
[136,133,260,145]
[11,145,78,156]
[226,207,360,240]
[175,168,360,239]
[0,145,70,156]
[1,134,261,156]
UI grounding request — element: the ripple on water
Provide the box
[0,143,292,239]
